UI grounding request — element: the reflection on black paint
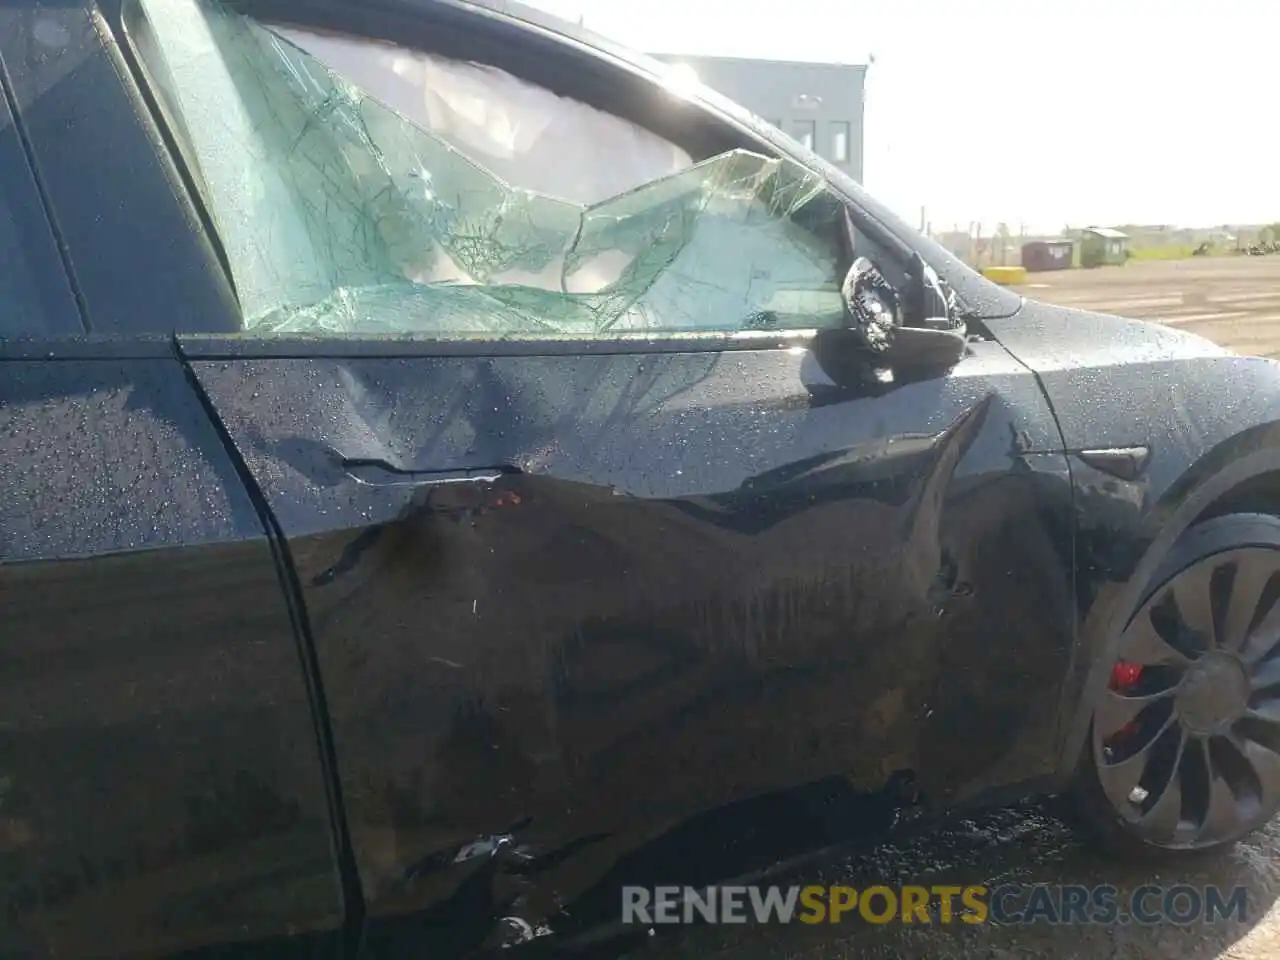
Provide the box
[0,361,342,958]
[188,343,1074,955]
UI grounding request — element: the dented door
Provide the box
[182,336,1074,952]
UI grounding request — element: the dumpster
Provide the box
[1021,239,1075,272]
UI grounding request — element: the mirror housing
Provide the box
[880,324,968,377]
[908,251,962,328]
[812,325,967,391]
[833,256,967,382]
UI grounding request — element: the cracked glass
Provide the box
[134,0,850,338]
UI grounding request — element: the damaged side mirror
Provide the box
[814,256,967,386]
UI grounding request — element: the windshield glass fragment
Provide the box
[138,0,849,336]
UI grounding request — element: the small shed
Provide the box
[1080,227,1129,268]
[1021,239,1075,272]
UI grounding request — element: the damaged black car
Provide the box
[4,0,1280,956]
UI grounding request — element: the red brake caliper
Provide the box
[1108,660,1144,740]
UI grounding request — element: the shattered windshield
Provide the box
[135,0,850,337]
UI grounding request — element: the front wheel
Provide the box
[1072,513,1280,859]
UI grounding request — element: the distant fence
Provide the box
[928,228,1026,270]
[930,224,1279,270]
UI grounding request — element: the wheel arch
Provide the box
[1057,423,1280,782]
[1191,471,1280,526]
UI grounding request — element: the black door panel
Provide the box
[185,340,1075,952]
[0,358,343,958]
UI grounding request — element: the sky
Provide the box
[523,0,1278,234]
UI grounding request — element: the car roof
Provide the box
[446,0,657,68]
[419,0,761,127]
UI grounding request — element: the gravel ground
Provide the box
[649,255,1280,960]
[655,804,1280,959]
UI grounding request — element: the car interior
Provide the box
[117,0,978,371]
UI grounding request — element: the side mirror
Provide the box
[880,324,968,377]
[833,256,967,379]
[908,251,962,327]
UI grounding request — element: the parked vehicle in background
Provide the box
[6,0,1280,957]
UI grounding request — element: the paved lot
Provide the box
[655,255,1280,960]
[1011,255,1280,358]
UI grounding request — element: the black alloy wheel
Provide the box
[1081,514,1280,854]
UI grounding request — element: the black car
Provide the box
[4,0,1280,956]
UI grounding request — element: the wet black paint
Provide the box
[0,359,343,956]
[187,342,1075,953]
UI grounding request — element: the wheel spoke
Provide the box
[1180,737,1237,843]
[1120,606,1193,668]
[1245,700,1280,725]
[1097,750,1150,810]
[1221,559,1280,653]
[1200,764,1240,841]
[1233,735,1280,807]
[1096,689,1174,738]
[1250,656,1280,693]
[1136,730,1188,837]
[1171,561,1217,639]
[1241,598,1280,664]
[1097,714,1175,808]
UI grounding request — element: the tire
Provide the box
[1070,512,1280,861]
